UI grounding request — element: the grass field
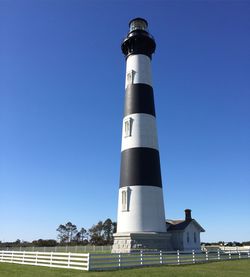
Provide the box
[0,260,250,277]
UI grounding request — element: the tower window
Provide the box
[187,232,190,243]
[126,70,136,85]
[122,191,127,211]
[121,188,129,211]
[124,117,133,137]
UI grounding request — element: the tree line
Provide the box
[0,218,116,248]
[202,241,250,247]
[56,218,116,245]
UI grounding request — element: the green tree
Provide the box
[56,224,68,243]
[74,228,88,244]
[89,221,104,245]
[57,222,78,243]
[88,219,117,245]
[32,239,57,247]
[79,227,88,242]
[65,222,78,243]
[103,218,117,244]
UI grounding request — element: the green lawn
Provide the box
[0,260,250,277]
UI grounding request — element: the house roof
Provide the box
[166,219,205,232]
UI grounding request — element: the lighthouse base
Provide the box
[112,232,172,253]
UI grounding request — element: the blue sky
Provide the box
[0,0,249,243]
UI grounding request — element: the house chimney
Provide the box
[185,209,192,221]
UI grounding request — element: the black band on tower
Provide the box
[122,32,156,59]
[119,148,162,188]
[121,18,156,59]
[124,84,156,117]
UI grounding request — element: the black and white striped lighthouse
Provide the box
[112,18,171,253]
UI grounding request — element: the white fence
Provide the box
[0,251,89,270]
[1,249,250,271]
[89,249,250,270]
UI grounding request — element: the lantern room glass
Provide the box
[129,19,148,32]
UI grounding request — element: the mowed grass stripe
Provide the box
[0,259,250,276]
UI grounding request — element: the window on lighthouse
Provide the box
[126,70,135,85]
[122,191,127,211]
[124,117,133,137]
[121,189,130,212]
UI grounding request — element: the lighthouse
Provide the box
[112,18,171,253]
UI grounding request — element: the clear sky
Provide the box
[0,0,249,243]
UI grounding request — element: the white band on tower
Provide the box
[125,54,152,88]
[121,113,159,151]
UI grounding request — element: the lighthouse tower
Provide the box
[112,18,171,253]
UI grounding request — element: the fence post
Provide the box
[11,251,14,262]
[239,251,241,259]
[217,249,220,260]
[205,250,209,261]
[118,253,121,268]
[192,250,195,264]
[229,250,231,260]
[67,252,71,268]
[50,252,53,266]
[140,250,143,266]
[177,250,180,265]
[22,251,25,264]
[87,253,91,271]
[160,250,163,264]
[248,250,250,259]
[35,252,38,264]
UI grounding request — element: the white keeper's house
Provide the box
[166,209,205,251]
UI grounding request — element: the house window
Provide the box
[194,232,197,243]
[121,189,129,211]
[187,232,190,243]
[124,117,133,137]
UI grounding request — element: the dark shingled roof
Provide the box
[166,219,205,232]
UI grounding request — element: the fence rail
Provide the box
[0,251,89,270]
[89,249,250,270]
[1,249,249,271]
